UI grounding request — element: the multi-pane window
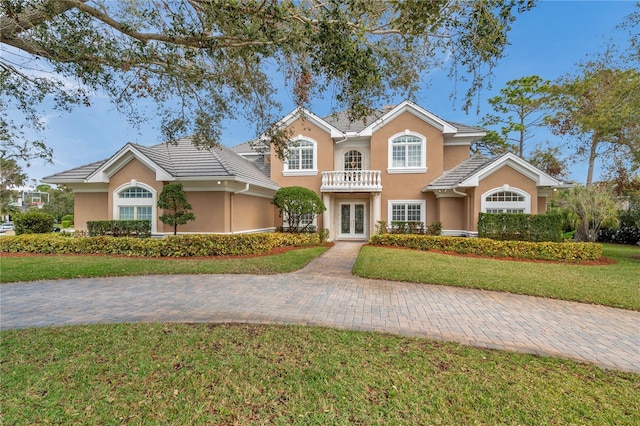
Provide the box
[119,187,152,198]
[287,140,315,170]
[390,202,423,222]
[116,186,154,223]
[391,136,422,168]
[483,189,529,214]
[344,150,362,170]
[283,212,316,231]
[119,206,153,220]
[486,208,525,214]
[486,191,525,202]
[119,206,134,220]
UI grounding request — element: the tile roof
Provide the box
[447,121,486,134]
[43,138,279,189]
[42,159,109,182]
[423,154,494,189]
[322,109,385,133]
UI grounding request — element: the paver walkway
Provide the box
[1,242,639,373]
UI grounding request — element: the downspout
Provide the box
[452,187,467,197]
[231,183,250,234]
[452,187,468,236]
[234,183,250,195]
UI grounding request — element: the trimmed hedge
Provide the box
[0,232,322,257]
[369,234,602,262]
[478,213,563,242]
[87,220,151,238]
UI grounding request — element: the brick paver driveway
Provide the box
[1,242,639,372]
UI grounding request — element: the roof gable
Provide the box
[276,107,344,138]
[360,100,459,136]
[460,153,564,187]
[86,143,173,183]
[424,152,564,191]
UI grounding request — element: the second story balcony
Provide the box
[320,170,382,192]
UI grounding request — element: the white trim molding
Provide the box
[112,181,158,233]
[387,199,426,224]
[282,136,319,176]
[387,130,427,174]
[481,186,531,214]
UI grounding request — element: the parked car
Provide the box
[0,222,14,233]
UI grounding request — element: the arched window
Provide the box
[283,137,317,176]
[344,150,362,171]
[482,188,530,214]
[114,183,156,226]
[119,187,152,199]
[388,131,426,173]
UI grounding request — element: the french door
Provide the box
[339,202,366,239]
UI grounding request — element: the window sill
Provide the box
[387,167,427,174]
[283,170,318,177]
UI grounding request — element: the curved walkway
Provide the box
[1,242,639,373]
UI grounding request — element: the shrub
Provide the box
[272,186,325,233]
[597,199,640,245]
[427,221,442,236]
[62,214,74,224]
[87,220,151,238]
[13,211,55,235]
[0,232,324,257]
[478,213,562,242]
[369,234,601,262]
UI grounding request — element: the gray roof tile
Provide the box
[423,154,494,189]
[42,159,108,182]
[322,109,385,133]
[43,138,278,188]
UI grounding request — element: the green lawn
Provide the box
[0,246,328,282]
[2,242,638,309]
[2,323,638,425]
[354,243,640,311]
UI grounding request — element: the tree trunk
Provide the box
[585,134,599,187]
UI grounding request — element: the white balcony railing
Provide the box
[320,170,382,192]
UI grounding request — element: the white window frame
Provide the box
[481,186,530,214]
[283,136,318,176]
[282,212,318,231]
[387,200,426,224]
[113,182,157,233]
[387,130,427,174]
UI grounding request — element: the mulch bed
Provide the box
[0,243,335,261]
[1,242,617,265]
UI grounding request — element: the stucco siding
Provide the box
[167,191,229,233]
[231,194,276,232]
[75,192,108,230]
[443,145,471,170]
[438,197,466,232]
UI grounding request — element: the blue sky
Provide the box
[17,0,638,186]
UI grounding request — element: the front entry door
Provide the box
[339,202,366,239]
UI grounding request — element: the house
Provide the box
[43,100,566,240]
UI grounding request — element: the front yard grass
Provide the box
[354,243,640,310]
[0,246,328,282]
[2,323,638,425]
